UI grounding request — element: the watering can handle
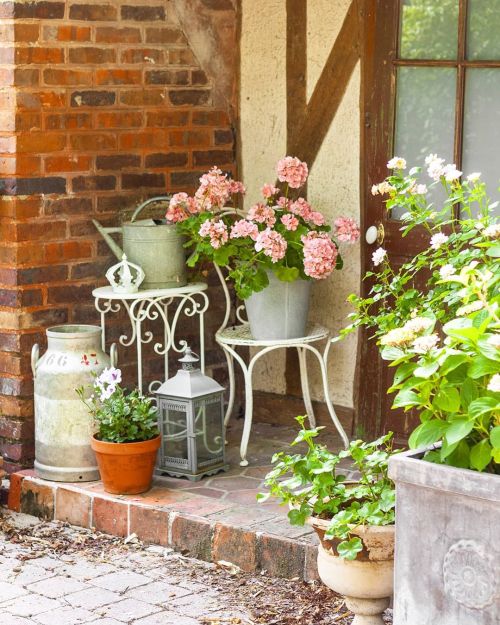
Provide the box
[31,343,40,378]
[130,195,172,223]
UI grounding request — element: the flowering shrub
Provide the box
[342,156,500,473]
[258,417,398,560]
[166,157,360,299]
[76,368,159,443]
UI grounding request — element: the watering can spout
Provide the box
[92,220,124,260]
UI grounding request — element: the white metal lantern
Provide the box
[155,347,228,480]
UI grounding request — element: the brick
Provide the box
[50,25,91,41]
[17,265,68,285]
[170,170,205,187]
[71,90,115,107]
[92,498,128,537]
[96,154,140,170]
[96,69,141,85]
[2,438,34,461]
[15,68,40,87]
[72,175,116,191]
[70,133,116,150]
[0,416,34,439]
[170,514,213,561]
[44,155,91,173]
[95,111,142,129]
[169,90,211,106]
[20,480,55,520]
[146,111,189,127]
[192,110,229,126]
[69,3,117,20]
[129,506,169,545]
[201,0,234,8]
[17,133,66,153]
[121,173,164,189]
[120,48,164,64]
[0,289,42,308]
[17,91,66,110]
[120,90,165,107]
[194,150,233,166]
[0,177,66,196]
[44,241,92,263]
[43,68,92,86]
[145,27,185,44]
[69,220,97,237]
[6,23,39,41]
[69,47,116,64]
[215,129,233,145]
[14,1,65,19]
[212,524,257,572]
[71,259,109,280]
[26,307,69,327]
[7,471,28,511]
[95,26,141,43]
[146,70,189,86]
[258,534,305,579]
[304,543,320,581]
[16,47,64,64]
[191,69,208,85]
[119,130,167,149]
[15,221,66,242]
[144,152,188,168]
[169,129,211,147]
[121,5,166,20]
[47,283,94,304]
[45,112,92,130]
[45,197,93,215]
[55,488,91,527]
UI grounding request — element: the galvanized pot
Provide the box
[93,196,187,290]
[32,325,117,482]
[245,271,312,340]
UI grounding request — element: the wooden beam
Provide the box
[288,0,361,168]
[286,0,308,150]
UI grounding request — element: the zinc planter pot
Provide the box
[32,324,116,482]
[311,518,394,625]
[91,435,161,495]
[389,449,500,625]
[245,271,312,340]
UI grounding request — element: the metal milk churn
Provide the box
[31,325,117,482]
[93,196,187,290]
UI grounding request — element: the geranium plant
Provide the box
[76,367,159,443]
[341,155,500,473]
[257,416,397,560]
[165,156,360,299]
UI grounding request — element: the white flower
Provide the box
[97,367,122,386]
[404,317,433,334]
[442,163,462,182]
[483,224,500,239]
[415,184,427,195]
[98,383,117,401]
[377,181,395,195]
[425,154,445,180]
[487,334,500,349]
[413,334,439,354]
[430,233,449,250]
[487,374,500,393]
[387,156,407,170]
[372,247,387,266]
[371,184,379,196]
[380,327,415,347]
[467,172,481,182]
[474,221,485,231]
[456,300,484,316]
[439,264,456,279]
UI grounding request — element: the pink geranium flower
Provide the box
[281,214,299,231]
[230,219,258,241]
[276,156,308,188]
[289,197,312,220]
[255,228,287,262]
[198,219,228,249]
[261,183,280,199]
[247,202,276,227]
[301,231,338,279]
[334,217,360,243]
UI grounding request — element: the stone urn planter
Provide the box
[310,518,395,625]
[245,271,312,340]
[389,448,500,625]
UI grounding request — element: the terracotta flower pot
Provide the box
[310,518,395,625]
[91,435,160,495]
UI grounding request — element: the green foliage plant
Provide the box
[257,416,397,560]
[76,367,159,444]
[341,156,500,473]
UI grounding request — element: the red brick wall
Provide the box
[0,0,238,471]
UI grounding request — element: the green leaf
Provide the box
[381,346,405,361]
[468,356,499,379]
[477,336,500,362]
[486,243,500,257]
[468,397,499,419]
[392,389,421,409]
[445,418,474,446]
[337,537,363,560]
[490,426,500,450]
[414,361,439,379]
[440,354,469,376]
[273,265,300,282]
[470,439,492,471]
[393,362,416,386]
[434,388,460,413]
[409,419,448,449]
[460,378,478,410]
[287,507,308,526]
[447,440,471,469]
[256,492,270,503]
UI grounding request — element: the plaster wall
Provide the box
[240,0,360,408]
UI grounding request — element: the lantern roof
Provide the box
[156,368,224,399]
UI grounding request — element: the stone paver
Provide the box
[27,574,87,598]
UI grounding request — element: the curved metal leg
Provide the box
[297,346,316,428]
[302,344,349,449]
[221,346,236,427]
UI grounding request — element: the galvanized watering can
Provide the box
[93,196,187,290]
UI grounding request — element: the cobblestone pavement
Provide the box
[0,511,377,625]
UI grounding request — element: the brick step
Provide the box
[6,472,320,581]
[0,457,6,480]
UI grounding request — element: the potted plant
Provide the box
[165,157,359,340]
[77,367,160,495]
[258,417,398,624]
[342,156,499,624]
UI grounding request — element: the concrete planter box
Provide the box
[389,449,500,625]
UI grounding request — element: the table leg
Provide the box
[221,347,236,427]
[297,346,316,428]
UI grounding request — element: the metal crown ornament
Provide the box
[105,253,145,294]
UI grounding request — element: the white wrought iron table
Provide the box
[93,283,209,395]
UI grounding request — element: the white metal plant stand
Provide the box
[93,283,209,395]
[213,265,349,466]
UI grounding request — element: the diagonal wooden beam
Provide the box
[288,0,361,168]
[286,0,308,150]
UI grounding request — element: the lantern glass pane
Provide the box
[194,396,223,465]
[161,403,188,461]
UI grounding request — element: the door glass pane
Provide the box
[393,67,456,218]
[467,0,500,60]
[399,0,459,60]
[462,69,500,214]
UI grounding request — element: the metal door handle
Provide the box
[365,223,385,245]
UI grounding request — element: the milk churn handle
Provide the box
[31,344,40,378]
[110,343,118,368]
[130,195,172,223]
